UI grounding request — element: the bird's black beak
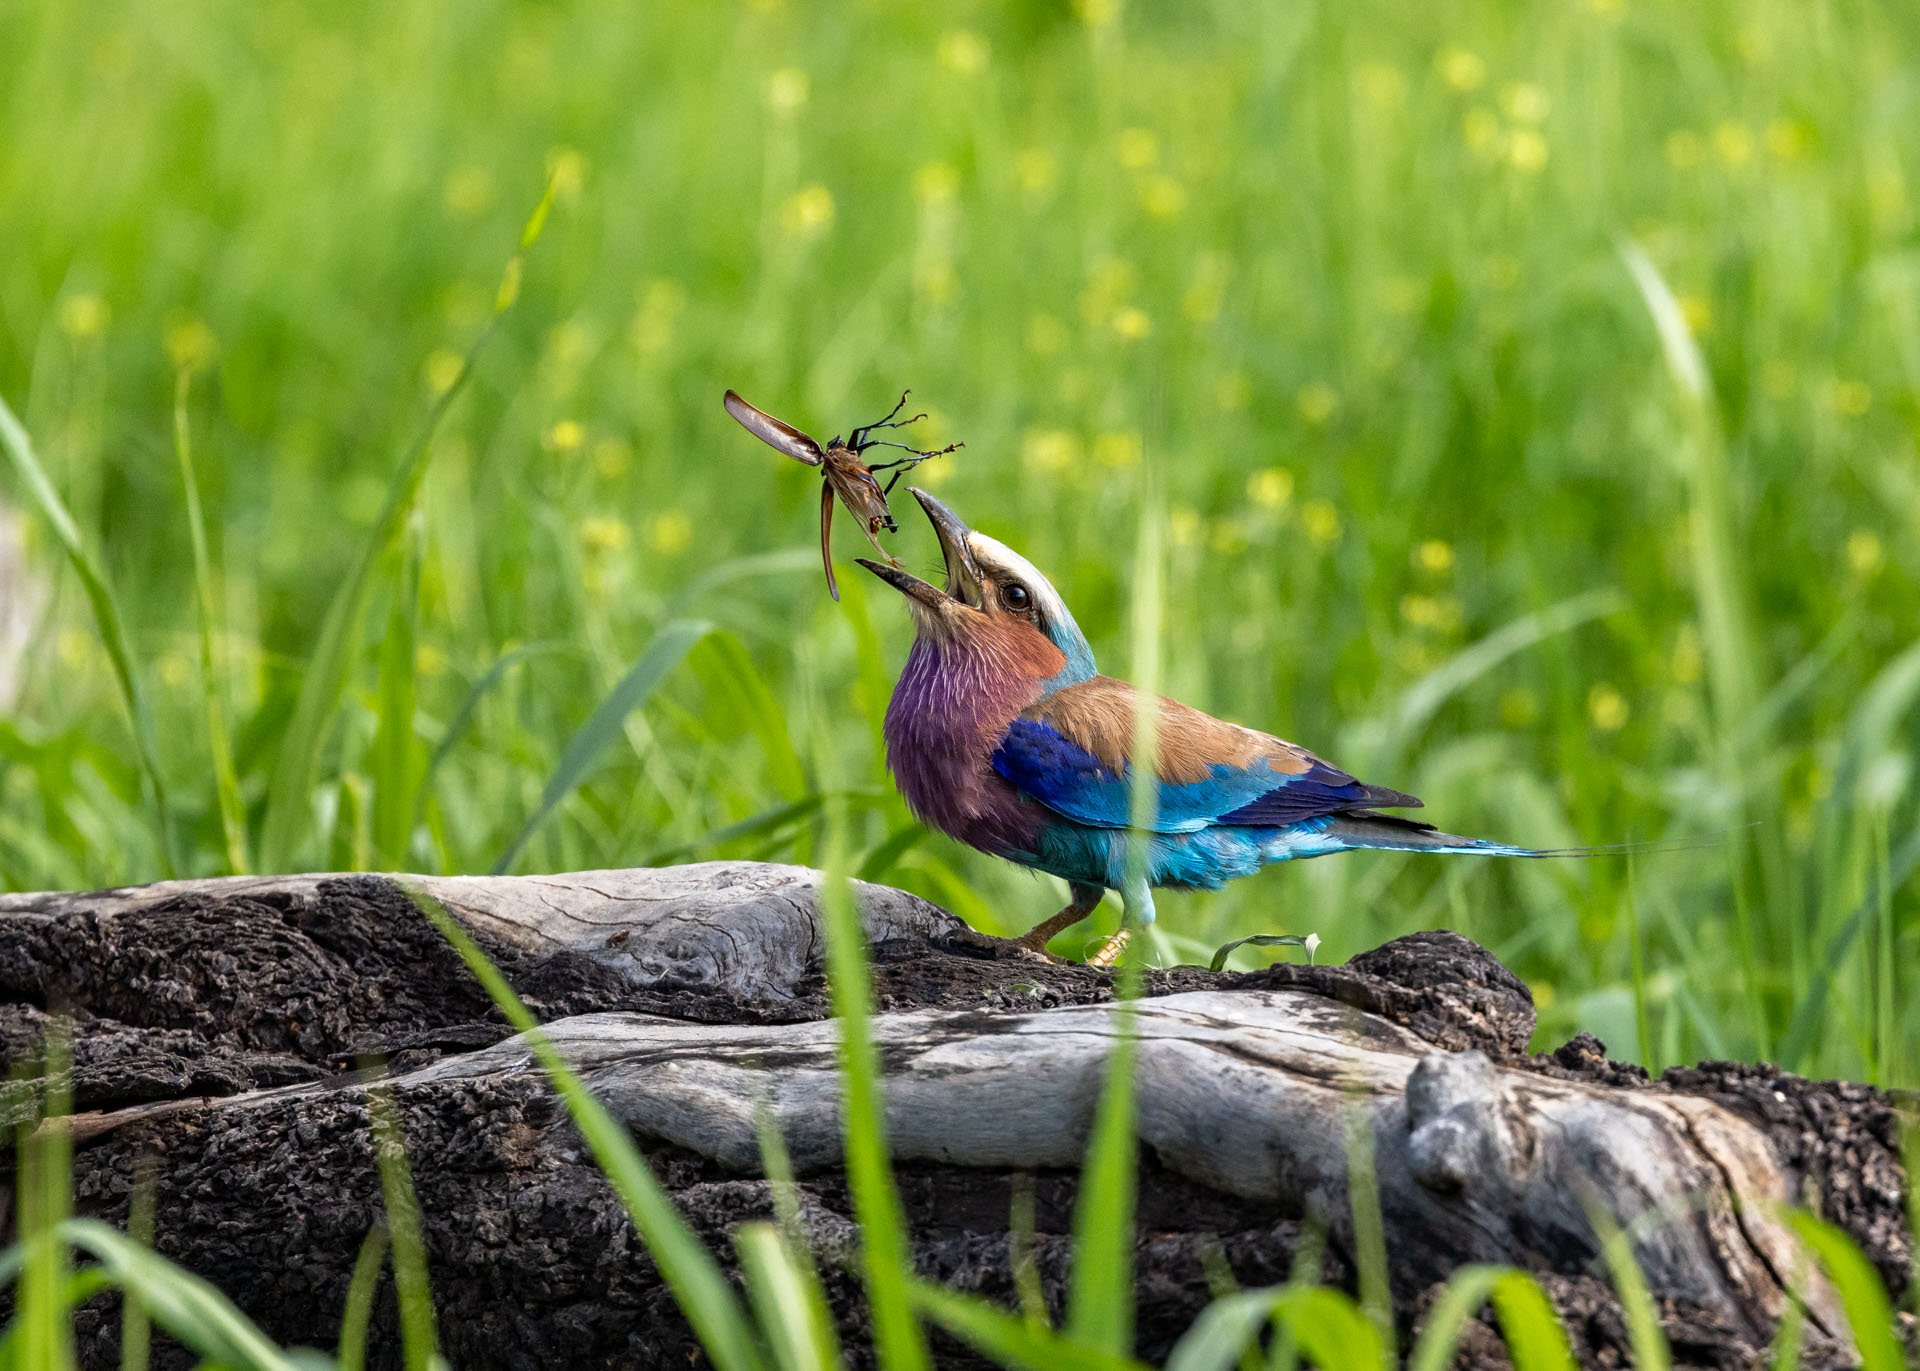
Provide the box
[854,558,948,608]
[909,488,984,608]
[856,489,984,619]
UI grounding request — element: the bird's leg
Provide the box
[1015,882,1105,953]
[1086,884,1156,967]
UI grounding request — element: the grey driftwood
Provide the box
[0,863,1908,1368]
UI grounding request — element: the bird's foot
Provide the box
[1085,928,1131,968]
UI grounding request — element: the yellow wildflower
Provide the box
[1246,467,1294,510]
[1500,82,1550,124]
[1092,431,1142,468]
[1296,382,1338,425]
[423,349,464,397]
[766,68,810,113]
[1116,128,1158,170]
[1713,122,1753,166]
[164,314,217,374]
[444,167,493,217]
[1301,499,1341,546]
[779,184,835,237]
[1507,128,1549,173]
[1588,683,1629,732]
[646,511,694,557]
[1140,175,1187,219]
[58,293,109,339]
[1015,148,1057,195]
[1111,306,1152,341]
[1023,429,1081,474]
[938,30,989,75]
[1831,379,1871,416]
[1436,47,1485,92]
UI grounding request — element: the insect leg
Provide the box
[860,439,963,461]
[848,391,928,447]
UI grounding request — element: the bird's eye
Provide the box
[1002,582,1032,612]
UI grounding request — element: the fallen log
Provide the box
[0,863,1908,1368]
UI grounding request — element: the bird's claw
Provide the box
[1085,928,1131,968]
[1010,930,1067,960]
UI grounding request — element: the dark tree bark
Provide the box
[0,864,1909,1369]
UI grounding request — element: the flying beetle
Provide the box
[723,389,961,601]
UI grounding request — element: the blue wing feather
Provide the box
[990,718,1418,833]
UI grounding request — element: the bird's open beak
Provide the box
[856,488,984,613]
[910,488,985,607]
[854,558,947,608]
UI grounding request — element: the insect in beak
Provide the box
[723,388,962,601]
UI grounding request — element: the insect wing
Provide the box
[724,390,825,465]
[818,480,840,601]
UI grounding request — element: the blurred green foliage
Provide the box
[2,0,1919,1080]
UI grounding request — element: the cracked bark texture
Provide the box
[0,863,1909,1369]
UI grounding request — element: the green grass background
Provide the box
[3,0,1919,1084]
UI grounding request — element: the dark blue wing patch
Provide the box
[1216,761,1421,827]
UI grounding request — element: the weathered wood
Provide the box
[0,865,1908,1368]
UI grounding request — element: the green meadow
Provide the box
[5,0,1920,1099]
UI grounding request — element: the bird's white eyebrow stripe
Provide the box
[967,532,1069,622]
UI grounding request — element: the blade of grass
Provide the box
[1407,1265,1576,1371]
[493,618,712,873]
[641,793,823,866]
[400,883,768,1371]
[1067,982,1138,1355]
[412,641,568,825]
[1584,1194,1671,1371]
[1624,859,1655,1072]
[367,1079,442,1370]
[1167,1285,1387,1371]
[260,173,558,871]
[1621,237,1774,1057]
[1346,1107,1393,1354]
[1267,1220,1327,1371]
[1069,492,1164,1356]
[14,1018,73,1371]
[1374,589,1622,772]
[910,1281,1151,1371]
[1778,823,1920,1069]
[1768,1275,1804,1371]
[663,547,819,618]
[734,1223,838,1371]
[1782,1211,1902,1371]
[696,631,807,801]
[171,372,249,875]
[54,1220,306,1371]
[337,1223,390,1371]
[0,393,177,875]
[749,1100,841,1369]
[819,852,931,1371]
[119,1155,158,1371]
[855,822,927,884]
[1008,1172,1048,1328]
[373,520,423,869]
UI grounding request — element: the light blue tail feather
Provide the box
[1322,813,1700,859]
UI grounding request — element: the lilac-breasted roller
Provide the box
[858,489,1574,953]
